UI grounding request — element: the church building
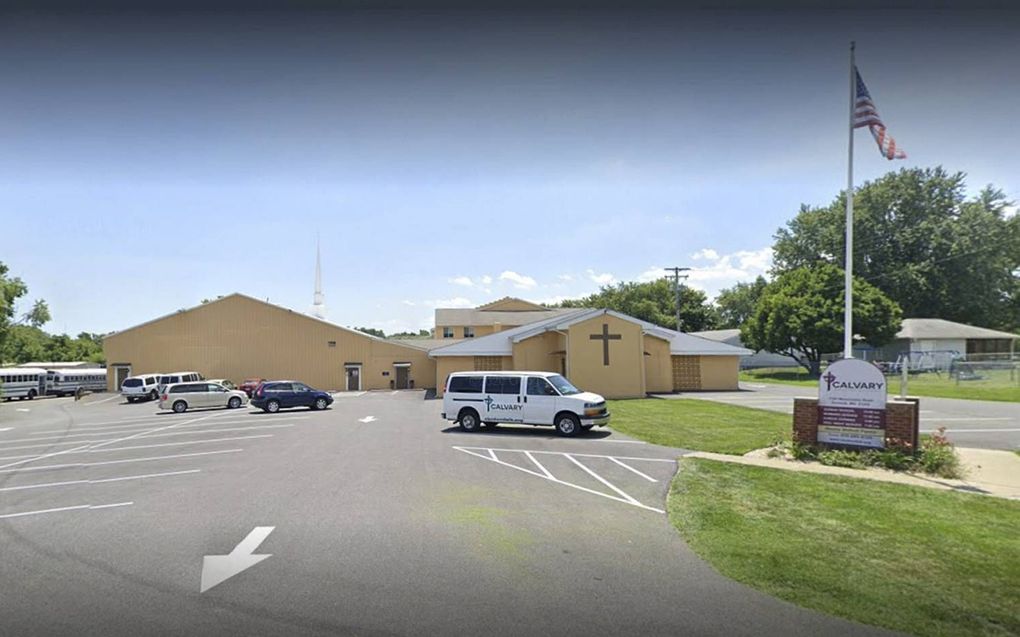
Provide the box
[428,299,750,398]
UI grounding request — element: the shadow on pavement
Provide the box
[439,424,613,440]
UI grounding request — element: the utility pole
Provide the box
[664,267,691,332]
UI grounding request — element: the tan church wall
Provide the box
[512,331,565,375]
[643,334,673,394]
[103,295,435,393]
[698,355,741,390]
[567,314,645,399]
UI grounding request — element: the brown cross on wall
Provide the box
[589,323,622,366]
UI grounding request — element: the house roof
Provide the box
[475,296,547,311]
[897,318,1019,341]
[689,329,742,342]
[429,308,752,357]
[434,307,576,327]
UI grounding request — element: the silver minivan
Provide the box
[159,382,248,413]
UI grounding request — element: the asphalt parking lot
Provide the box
[0,392,889,636]
[671,382,1020,451]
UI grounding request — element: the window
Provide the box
[442,327,454,338]
[548,374,581,395]
[293,383,310,392]
[463,327,475,338]
[448,375,483,393]
[485,376,521,395]
[266,382,293,392]
[527,377,558,396]
[123,379,143,388]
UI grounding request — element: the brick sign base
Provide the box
[794,397,920,451]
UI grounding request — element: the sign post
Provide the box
[818,359,887,449]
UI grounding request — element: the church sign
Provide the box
[817,358,887,449]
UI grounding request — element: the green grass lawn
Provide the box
[741,367,1020,403]
[607,398,788,454]
[670,458,1020,637]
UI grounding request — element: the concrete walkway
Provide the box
[686,446,1020,500]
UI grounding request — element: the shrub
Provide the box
[918,428,964,479]
[873,448,916,472]
[817,449,870,469]
[789,442,817,461]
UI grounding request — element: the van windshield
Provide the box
[548,374,581,395]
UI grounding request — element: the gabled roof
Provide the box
[897,318,1019,341]
[475,297,547,312]
[435,307,575,327]
[102,293,425,354]
[429,308,752,357]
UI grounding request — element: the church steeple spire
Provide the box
[312,237,326,319]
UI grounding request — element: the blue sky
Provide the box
[1,10,1017,335]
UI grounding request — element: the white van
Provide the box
[441,371,610,437]
[120,374,162,402]
[157,371,202,394]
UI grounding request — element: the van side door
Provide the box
[481,376,525,424]
[523,377,559,424]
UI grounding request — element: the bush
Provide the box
[817,449,871,469]
[918,428,964,479]
[872,448,915,472]
[789,442,817,461]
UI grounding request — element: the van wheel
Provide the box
[228,397,242,409]
[265,400,281,413]
[172,400,188,414]
[458,409,481,432]
[127,396,136,403]
[555,413,581,437]
[150,389,159,401]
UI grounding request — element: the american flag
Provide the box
[854,67,906,160]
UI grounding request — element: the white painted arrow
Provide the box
[200,526,274,593]
[358,416,377,423]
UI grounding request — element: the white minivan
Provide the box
[157,371,202,394]
[121,373,162,402]
[441,371,610,437]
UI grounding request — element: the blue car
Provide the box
[250,381,334,413]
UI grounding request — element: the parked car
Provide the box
[441,371,609,437]
[208,378,237,390]
[120,373,162,402]
[239,377,265,397]
[249,381,333,413]
[157,371,202,394]
[159,381,248,414]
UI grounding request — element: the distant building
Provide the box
[689,329,800,369]
[434,297,577,341]
[867,318,1018,361]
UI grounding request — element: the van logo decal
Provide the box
[484,396,522,412]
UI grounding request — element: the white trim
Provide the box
[344,364,362,391]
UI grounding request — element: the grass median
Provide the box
[669,458,1020,637]
[607,398,787,454]
[740,368,1020,403]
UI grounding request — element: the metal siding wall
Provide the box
[103,296,435,392]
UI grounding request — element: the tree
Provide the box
[355,326,386,338]
[389,329,431,339]
[556,278,719,331]
[772,167,1020,330]
[714,276,768,329]
[741,264,902,376]
[0,261,49,365]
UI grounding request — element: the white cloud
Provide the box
[401,300,416,306]
[586,269,616,286]
[499,270,537,290]
[422,297,474,309]
[535,294,581,306]
[557,273,574,282]
[637,266,664,283]
[690,248,719,261]
[480,275,493,285]
[448,275,474,287]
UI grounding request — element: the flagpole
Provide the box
[844,41,856,359]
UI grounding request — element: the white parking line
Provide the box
[63,413,306,431]
[0,501,133,520]
[81,394,123,406]
[523,451,555,479]
[0,469,200,493]
[608,457,658,482]
[0,411,233,471]
[564,453,642,506]
[0,449,243,475]
[454,446,668,514]
[0,434,275,458]
[28,415,307,438]
[0,424,294,453]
